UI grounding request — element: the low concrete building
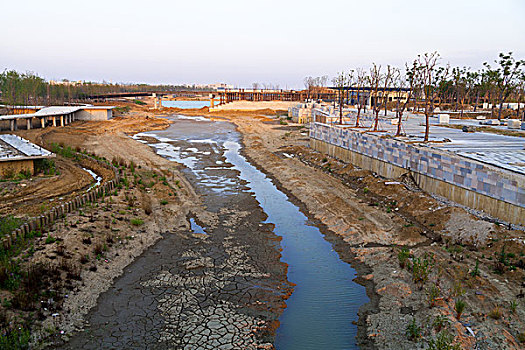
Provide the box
[0,105,114,131]
[0,134,55,177]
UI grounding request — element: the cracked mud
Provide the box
[59,117,289,349]
[59,115,367,349]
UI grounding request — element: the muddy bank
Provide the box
[53,118,292,349]
[0,111,200,348]
[186,110,525,349]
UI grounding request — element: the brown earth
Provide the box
[175,106,525,349]
[1,100,524,349]
[0,107,204,347]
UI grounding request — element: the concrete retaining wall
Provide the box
[75,109,112,121]
[0,159,34,177]
[309,122,525,226]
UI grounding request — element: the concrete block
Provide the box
[438,114,450,124]
[508,119,521,129]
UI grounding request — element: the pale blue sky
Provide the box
[2,0,524,88]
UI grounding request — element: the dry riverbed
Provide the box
[1,102,524,349]
[176,107,525,349]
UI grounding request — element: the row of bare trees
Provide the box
[303,76,329,101]
[327,52,525,141]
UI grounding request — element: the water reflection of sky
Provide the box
[161,100,214,109]
[135,114,368,349]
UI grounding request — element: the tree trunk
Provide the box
[497,90,504,120]
[517,91,522,120]
[395,98,402,136]
[424,97,430,142]
[339,89,343,125]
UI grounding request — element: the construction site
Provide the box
[0,89,523,348]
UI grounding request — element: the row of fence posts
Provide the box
[2,154,121,251]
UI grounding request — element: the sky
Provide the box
[1,0,524,89]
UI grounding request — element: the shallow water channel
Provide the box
[63,114,368,349]
[141,115,369,348]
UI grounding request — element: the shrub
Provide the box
[470,259,480,277]
[50,143,76,159]
[412,253,434,286]
[518,332,525,343]
[114,106,130,114]
[398,248,410,268]
[93,242,103,256]
[160,199,168,205]
[406,318,421,341]
[448,282,465,300]
[16,170,31,180]
[427,283,441,308]
[0,326,31,349]
[455,299,466,320]
[80,255,89,264]
[494,261,506,275]
[427,330,461,350]
[432,315,450,332]
[509,300,518,314]
[488,306,502,320]
[0,216,21,237]
[142,199,152,215]
[130,218,144,226]
[44,236,56,244]
[2,167,15,179]
[133,99,146,105]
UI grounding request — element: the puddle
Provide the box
[189,217,207,235]
[82,167,102,190]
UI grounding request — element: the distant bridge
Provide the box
[87,90,215,100]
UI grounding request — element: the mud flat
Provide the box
[206,111,525,350]
[56,114,370,349]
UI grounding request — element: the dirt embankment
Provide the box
[176,108,525,350]
[0,107,204,347]
[2,99,523,348]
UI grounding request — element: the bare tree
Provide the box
[393,60,421,136]
[332,70,354,124]
[516,72,525,121]
[368,64,384,131]
[354,68,368,127]
[303,76,314,101]
[382,65,394,117]
[416,52,449,142]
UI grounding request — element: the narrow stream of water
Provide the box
[138,115,368,349]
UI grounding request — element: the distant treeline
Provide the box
[0,70,206,109]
